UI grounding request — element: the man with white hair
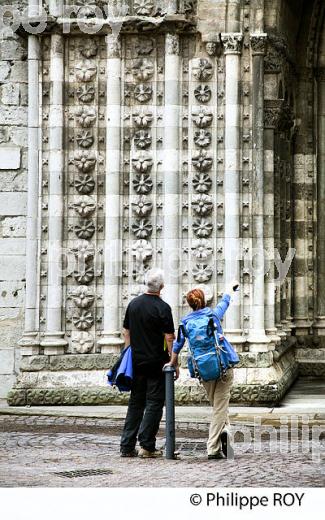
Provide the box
[120,268,176,458]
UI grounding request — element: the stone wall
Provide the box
[0,12,28,399]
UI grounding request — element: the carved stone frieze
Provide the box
[194,84,212,103]
[76,130,94,149]
[193,263,213,282]
[250,33,267,56]
[74,175,96,194]
[79,39,98,59]
[134,83,153,103]
[131,218,153,238]
[192,59,213,81]
[74,219,96,240]
[73,310,94,331]
[136,37,154,55]
[134,130,152,149]
[193,217,213,238]
[132,152,153,173]
[132,195,153,217]
[192,171,212,193]
[194,129,212,148]
[165,34,180,55]
[221,33,243,54]
[191,239,213,260]
[76,85,96,103]
[71,331,94,354]
[73,266,95,285]
[132,110,153,128]
[132,58,154,81]
[134,0,155,16]
[71,286,95,309]
[132,173,153,194]
[73,151,97,173]
[75,107,97,128]
[72,196,96,218]
[191,107,213,128]
[192,150,213,172]
[75,61,97,82]
[132,239,153,263]
[71,240,95,263]
[192,194,213,216]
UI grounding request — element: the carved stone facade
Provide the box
[1,0,325,405]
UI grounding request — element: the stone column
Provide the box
[18,35,41,356]
[315,69,325,335]
[162,34,180,324]
[98,36,124,353]
[264,100,281,343]
[220,33,243,344]
[41,34,67,355]
[48,0,63,16]
[247,33,270,351]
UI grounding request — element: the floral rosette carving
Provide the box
[191,107,213,128]
[72,196,96,218]
[75,107,97,128]
[192,194,213,216]
[73,310,94,331]
[192,172,212,193]
[193,264,213,283]
[134,83,153,103]
[74,219,96,239]
[73,150,97,173]
[193,217,213,238]
[192,150,213,172]
[194,129,212,148]
[132,195,153,217]
[194,85,212,103]
[75,61,97,82]
[132,58,154,81]
[71,240,95,263]
[79,39,98,59]
[134,0,154,16]
[132,173,153,194]
[132,240,153,263]
[191,239,213,261]
[132,152,153,173]
[134,130,152,149]
[132,219,153,239]
[76,130,94,149]
[192,59,213,81]
[73,266,95,285]
[77,85,95,103]
[133,110,153,128]
[136,37,154,55]
[71,331,94,354]
[74,175,95,194]
[71,285,95,309]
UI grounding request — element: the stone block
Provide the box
[0,348,15,374]
[0,238,25,256]
[0,171,27,192]
[9,62,28,83]
[0,128,9,144]
[0,281,25,307]
[0,39,27,61]
[0,374,16,399]
[1,216,26,237]
[9,127,28,147]
[0,62,11,82]
[0,192,26,215]
[0,147,21,170]
[0,83,19,105]
[0,256,26,281]
[0,107,27,126]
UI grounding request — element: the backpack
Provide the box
[107,345,133,392]
[179,313,239,382]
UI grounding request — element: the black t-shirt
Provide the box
[123,293,175,372]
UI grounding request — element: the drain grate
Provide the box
[54,468,113,478]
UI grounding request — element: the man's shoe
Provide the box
[220,431,234,459]
[120,449,138,458]
[208,451,224,460]
[138,448,163,459]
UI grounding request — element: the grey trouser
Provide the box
[201,368,234,455]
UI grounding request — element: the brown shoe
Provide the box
[138,448,163,459]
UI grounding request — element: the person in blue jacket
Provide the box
[165,281,239,460]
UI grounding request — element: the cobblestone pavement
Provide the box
[1,415,325,487]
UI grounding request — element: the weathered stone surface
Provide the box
[0,62,11,82]
[1,217,26,237]
[0,348,15,375]
[0,256,26,281]
[0,148,21,170]
[0,83,20,105]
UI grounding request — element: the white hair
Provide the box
[145,268,164,293]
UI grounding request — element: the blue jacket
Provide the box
[172,293,231,354]
[107,345,133,392]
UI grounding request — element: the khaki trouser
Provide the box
[201,368,234,456]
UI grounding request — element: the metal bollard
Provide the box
[163,365,176,460]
